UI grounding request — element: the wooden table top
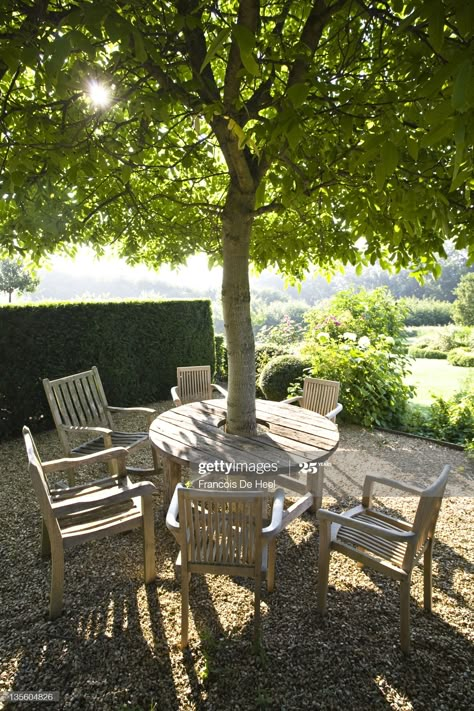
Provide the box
[149,398,339,474]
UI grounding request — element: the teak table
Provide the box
[150,399,339,526]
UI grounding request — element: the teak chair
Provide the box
[171,365,227,407]
[283,377,343,421]
[23,426,156,620]
[43,366,159,480]
[317,466,451,653]
[166,484,285,648]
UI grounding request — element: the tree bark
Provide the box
[221,182,257,436]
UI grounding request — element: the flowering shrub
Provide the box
[302,288,413,427]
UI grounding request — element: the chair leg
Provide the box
[400,577,411,654]
[41,520,51,559]
[142,495,156,584]
[254,572,262,640]
[181,565,190,649]
[266,540,277,593]
[317,520,331,613]
[49,544,64,620]
[423,539,433,612]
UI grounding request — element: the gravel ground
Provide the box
[0,402,473,711]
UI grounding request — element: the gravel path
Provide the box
[0,403,472,711]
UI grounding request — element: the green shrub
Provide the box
[447,348,474,367]
[401,297,453,326]
[255,343,288,378]
[0,299,215,440]
[259,355,310,401]
[403,387,474,448]
[214,335,228,380]
[408,347,447,359]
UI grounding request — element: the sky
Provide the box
[39,248,224,289]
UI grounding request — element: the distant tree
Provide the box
[0,259,39,303]
[453,273,474,326]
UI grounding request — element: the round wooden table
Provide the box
[150,399,339,525]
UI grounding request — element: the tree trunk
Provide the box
[8,291,12,303]
[221,182,256,436]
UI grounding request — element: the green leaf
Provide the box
[382,141,399,177]
[375,161,386,190]
[255,180,266,209]
[228,118,246,149]
[240,50,260,77]
[428,3,444,52]
[340,114,353,141]
[420,118,455,147]
[200,28,230,73]
[233,25,256,54]
[452,61,473,112]
[449,167,471,193]
[407,136,419,160]
[287,83,310,108]
[133,30,147,62]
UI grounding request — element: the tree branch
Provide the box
[224,0,260,110]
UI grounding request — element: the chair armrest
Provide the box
[317,509,416,542]
[166,483,182,535]
[171,386,182,407]
[52,480,156,517]
[362,475,423,507]
[42,447,128,474]
[211,383,228,398]
[326,402,343,420]
[280,396,302,405]
[60,424,113,436]
[262,488,285,538]
[109,406,157,425]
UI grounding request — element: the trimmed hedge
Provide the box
[408,347,447,359]
[448,348,474,367]
[401,297,453,326]
[0,299,215,439]
[214,335,228,380]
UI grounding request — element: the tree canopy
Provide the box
[1,0,474,432]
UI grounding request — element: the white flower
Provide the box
[317,331,330,342]
[358,336,371,349]
[342,331,357,341]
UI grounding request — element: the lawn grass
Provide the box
[405,358,473,405]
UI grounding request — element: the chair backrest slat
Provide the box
[404,465,451,568]
[178,489,264,570]
[302,378,340,418]
[43,368,113,431]
[177,366,213,404]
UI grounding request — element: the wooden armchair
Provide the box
[23,426,156,619]
[317,466,451,653]
[166,484,285,648]
[171,365,227,407]
[43,366,159,480]
[282,377,343,421]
